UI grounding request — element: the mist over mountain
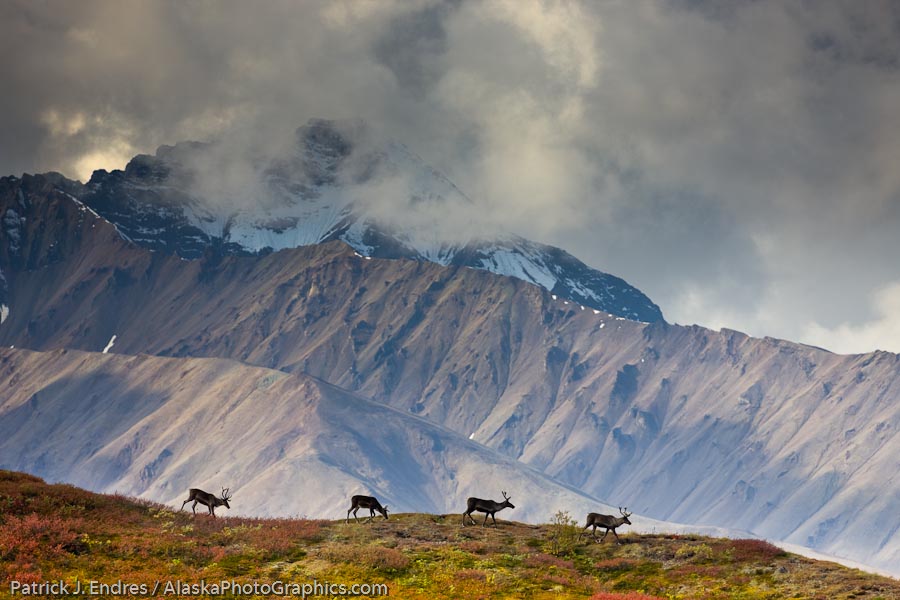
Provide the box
[76,119,663,323]
[1,170,900,575]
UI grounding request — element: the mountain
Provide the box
[2,167,900,574]
[76,119,663,323]
[0,346,631,525]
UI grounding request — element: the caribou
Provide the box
[462,491,515,527]
[180,487,232,517]
[581,507,632,543]
[346,495,389,523]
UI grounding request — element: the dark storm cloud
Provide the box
[373,0,461,97]
[2,0,900,353]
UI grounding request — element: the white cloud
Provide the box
[801,283,900,355]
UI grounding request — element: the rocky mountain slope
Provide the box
[75,119,663,322]
[1,172,899,574]
[0,347,624,523]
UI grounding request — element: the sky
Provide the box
[2,0,900,355]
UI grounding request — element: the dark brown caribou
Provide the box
[462,491,515,527]
[581,507,632,543]
[346,495,389,523]
[180,487,232,517]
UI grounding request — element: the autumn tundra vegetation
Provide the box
[2,471,899,599]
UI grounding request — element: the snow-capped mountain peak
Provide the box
[80,119,662,322]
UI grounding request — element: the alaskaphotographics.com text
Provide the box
[9,579,389,597]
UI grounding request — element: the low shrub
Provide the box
[524,553,574,570]
[730,538,786,562]
[0,513,83,560]
[317,543,410,572]
[675,542,714,561]
[594,558,638,571]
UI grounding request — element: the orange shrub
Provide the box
[0,513,82,560]
[6,564,44,584]
[524,553,574,570]
[730,538,786,562]
[457,540,489,554]
[453,568,487,581]
[594,558,638,571]
[318,543,410,571]
[457,540,507,555]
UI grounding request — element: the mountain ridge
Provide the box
[74,119,663,322]
[3,164,900,574]
[0,345,631,524]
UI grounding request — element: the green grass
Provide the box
[1,471,898,599]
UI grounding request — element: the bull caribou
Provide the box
[581,507,632,543]
[462,491,515,527]
[180,487,232,517]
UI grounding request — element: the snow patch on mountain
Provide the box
[79,119,663,322]
[476,247,558,291]
[224,186,357,252]
[341,220,376,256]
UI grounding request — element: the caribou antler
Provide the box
[463,492,516,527]
[222,488,233,501]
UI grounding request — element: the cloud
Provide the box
[801,282,900,354]
[372,0,461,97]
[2,1,900,353]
